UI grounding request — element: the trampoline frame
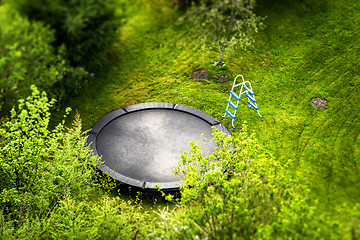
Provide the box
[87,102,230,191]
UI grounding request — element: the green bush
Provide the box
[0,85,97,221]
[42,195,152,239]
[0,86,96,235]
[8,0,123,70]
[160,125,357,239]
[0,86,155,239]
[0,4,67,112]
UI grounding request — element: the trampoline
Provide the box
[87,102,230,191]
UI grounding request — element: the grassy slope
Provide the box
[252,0,360,205]
[60,0,360,208]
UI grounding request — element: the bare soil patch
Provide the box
[192,69,208,80]
[215,74,229,83]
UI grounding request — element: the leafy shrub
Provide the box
[50,66,90,107]
[1,194,154,239]
[0,85,97,234]
[162,125,353,239]
[0,86,155,239]
[0,4,67,112]
[42,195,152,239]
[8,0,123,70]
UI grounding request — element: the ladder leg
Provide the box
[232,118,236,129]
[220,103,230,118]
[257,110,263,118]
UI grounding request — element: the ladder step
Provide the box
[227,100,238,110]
[230,91,241,101]
[248,101,259,110]
[243,86,254,95]
[225,110,236,119]
[246,93,257,103]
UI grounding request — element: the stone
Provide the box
[311,97,328,110]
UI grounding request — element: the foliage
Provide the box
[181,0,264,66]
[164,125,350,239]
[0,85,97,222]
[0,3,93,115]
[0,194,154,239]
[50,66,90,107]
[0,4,67,111]
[7,0,123,70]
[177,0,196,10]
[0,86,155,239]
[41,195,151,239]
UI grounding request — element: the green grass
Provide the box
[251,0,360,205]
[55,0,360,211]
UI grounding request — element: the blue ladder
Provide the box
[221,75,263,129]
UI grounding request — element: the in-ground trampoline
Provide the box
[87,102,230,191]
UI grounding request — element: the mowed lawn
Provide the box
[60,0,360,208]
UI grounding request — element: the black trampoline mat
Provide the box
[87,103,230,191]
